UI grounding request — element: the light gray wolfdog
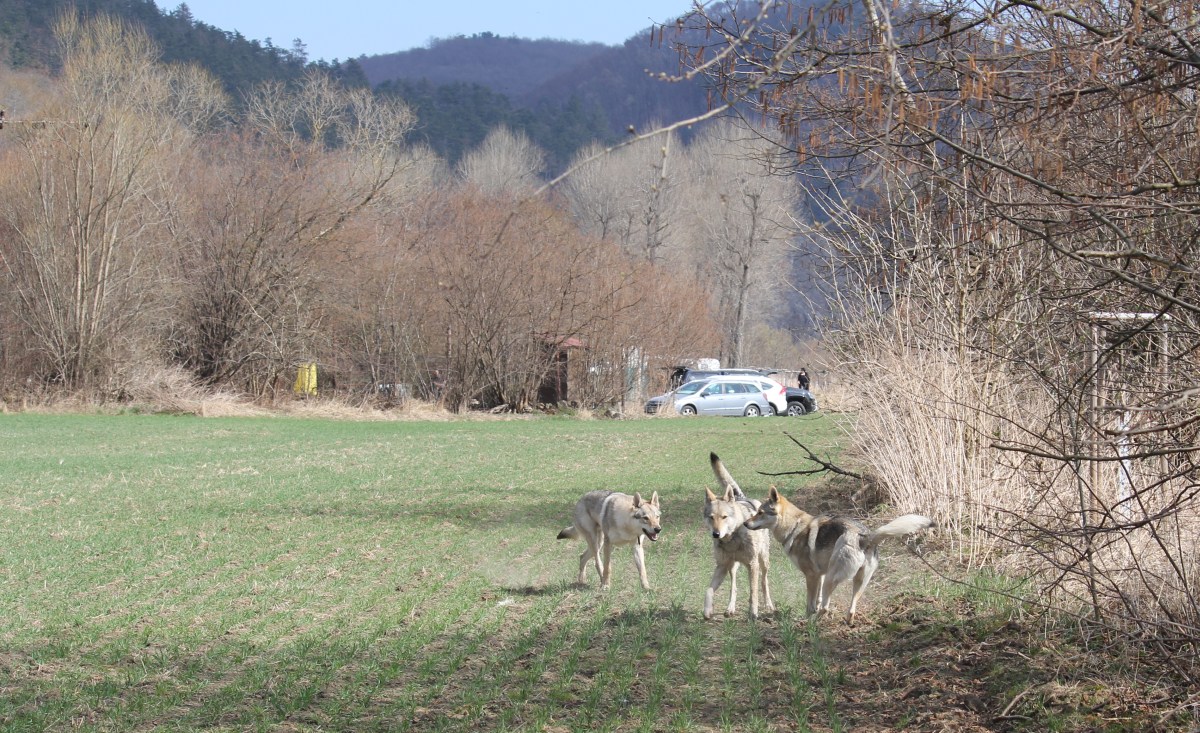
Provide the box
[705,453,774,619]
[557,490,662,590]
[743,481,934,625]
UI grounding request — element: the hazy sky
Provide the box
[153,1,697,62]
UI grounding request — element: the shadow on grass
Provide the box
[3,585,1188,733]
[498,579,579,597]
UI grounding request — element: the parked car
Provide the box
[784,387,819,416]
[666,370,788,413]
[645,380,704,414]
[668,366,767,390]
[645,377,778,417]
[750,375,789,415]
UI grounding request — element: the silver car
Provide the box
[644,377,774,416]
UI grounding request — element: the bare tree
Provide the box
[671,0,1200,672]
[407,187,721,412]
[0,14,224,392]
[682,120,797,366]
[562,131,684,265]
[456,126,545,198]
[169,71,416,395]
[324,151,445,400]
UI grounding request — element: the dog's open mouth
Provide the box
[645,529,660,541]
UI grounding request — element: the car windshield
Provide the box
[675,381,706,397]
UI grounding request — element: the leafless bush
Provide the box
[801,167,1200,679]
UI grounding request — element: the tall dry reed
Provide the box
[839,343,1200,675]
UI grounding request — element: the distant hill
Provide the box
[360,31,712,168]
[370,77,609,171]
[521,35,710,138]
[1,1,715,172]
[358,33,610,100]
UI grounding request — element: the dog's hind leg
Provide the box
[845,554,879,625]
[817,574,841,617]
[821,544,864,618]
[600,538,615,589]
[818,568,853,618]
[577,545,593,585]
[578,527,604,586]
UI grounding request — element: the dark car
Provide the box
[785,387,818,416]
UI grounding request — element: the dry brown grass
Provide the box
[839,344,1200,676]
[2,363,491,421]
[840,348,1036,565]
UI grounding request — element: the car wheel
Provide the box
[787,401,807,416]
[744,404,761,417]
[680,404,697,416]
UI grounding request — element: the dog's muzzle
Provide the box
[645,527,661,541]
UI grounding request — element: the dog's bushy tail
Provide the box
[557,525,578,540]
[710,452,750,502]
[865,514,934,551]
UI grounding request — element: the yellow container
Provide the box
[294,363,317,396]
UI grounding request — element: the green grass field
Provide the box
[0,413,859,732]
[0,412,1178,732]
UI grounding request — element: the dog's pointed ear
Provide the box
[632,492,644,507]
[705,486,718,503]
[722,486,736,502]
[768,485,781,502]
[650,491,660,507]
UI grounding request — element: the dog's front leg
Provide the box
[760,557,775,614]
[632,539,650,590]
[746,561,760,619]
[725,562,739,616]
[704,562,728,619]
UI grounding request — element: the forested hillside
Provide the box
[358,33,609,99]
[373,78,611,170]
[0,0,365,92]
[361,31,712,160]
[1,1,706,170]
[524,36,710,137]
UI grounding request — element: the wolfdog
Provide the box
[743,482,933,625]
[557,490,662,590]
[704,453,774,619]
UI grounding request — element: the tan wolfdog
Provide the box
[743,484,933,625]
[705,453,774,619]
[557,490,662,590]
